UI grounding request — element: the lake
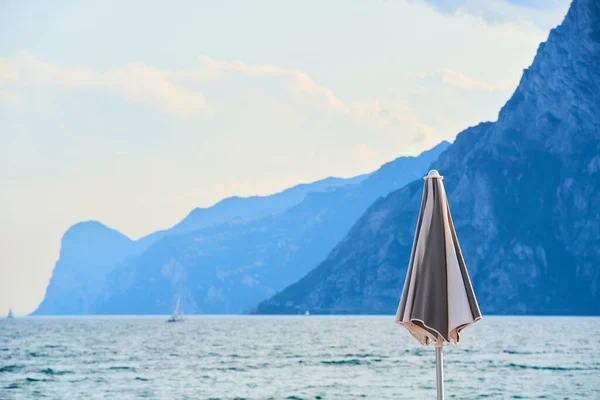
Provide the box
[1,316,599,399]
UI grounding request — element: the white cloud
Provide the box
[195,56,350,113]
[1,52,437,141]
[0,52,215,118]
[196,57,443,136]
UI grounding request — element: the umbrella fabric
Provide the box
[395,170,481,346]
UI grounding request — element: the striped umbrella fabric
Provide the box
[395,169,481,399]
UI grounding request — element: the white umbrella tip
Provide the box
[425,169,442,179]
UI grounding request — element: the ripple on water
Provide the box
[4,382,21,390]
[40,367,73,375]
[28,352,49,358]
[320,359,364,365]
[506,363,597,371]
[503,350,535,355]
[25,377,51,383]
[107,366,134,371]
[1,316,599,399]
[216,367,245,372]
[0,364,23,373]
[342,353,383,358]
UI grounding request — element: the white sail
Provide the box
[7,308,14,319]
[172,297,180,318]
[167,297,183,322]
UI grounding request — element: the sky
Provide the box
[0,0,570,315]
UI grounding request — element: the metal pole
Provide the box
[435,340,444,400]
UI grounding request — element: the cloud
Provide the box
[193,57,439,133]
[0,52,352,118]
[0,52,215,118]
[195,56,350,114]
[1,52,435,138]
[411,0,570,29]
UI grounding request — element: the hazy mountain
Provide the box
[32,222,137,315]
[32,175,367,315]
[257,0,600,316]
[169,175,368,234]
[86,141,449,315]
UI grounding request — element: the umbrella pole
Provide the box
[435,338,444,400]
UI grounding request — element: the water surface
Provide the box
[1,316,599,399]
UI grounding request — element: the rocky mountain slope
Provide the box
[33,142,448,315]
[257,0,600,316]
[32,175,366,315]
[89,142,449,315]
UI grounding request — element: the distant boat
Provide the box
[167,297,183,323]
[7,308,14,319]
[305,310,310,316]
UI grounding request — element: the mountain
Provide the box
[32,175,367,316]
[169,175,368,234]
[88,141,449,315]
[32,222,139,315]
[256,0,600,316]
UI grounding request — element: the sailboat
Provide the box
[166,297,183,323]
[7,308,14,319]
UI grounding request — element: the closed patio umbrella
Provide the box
[395,169,482,400]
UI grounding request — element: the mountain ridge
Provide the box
[169,174,369,234]
[256,0,600,316]
[32,173,369,315]
[88,141,449,315]
[32,142,449,315]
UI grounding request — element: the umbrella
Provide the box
[395,169,482,400]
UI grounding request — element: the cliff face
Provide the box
[257,0,600,315]
[32,222,136,315]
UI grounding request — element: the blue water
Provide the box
[1,316,599,399]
